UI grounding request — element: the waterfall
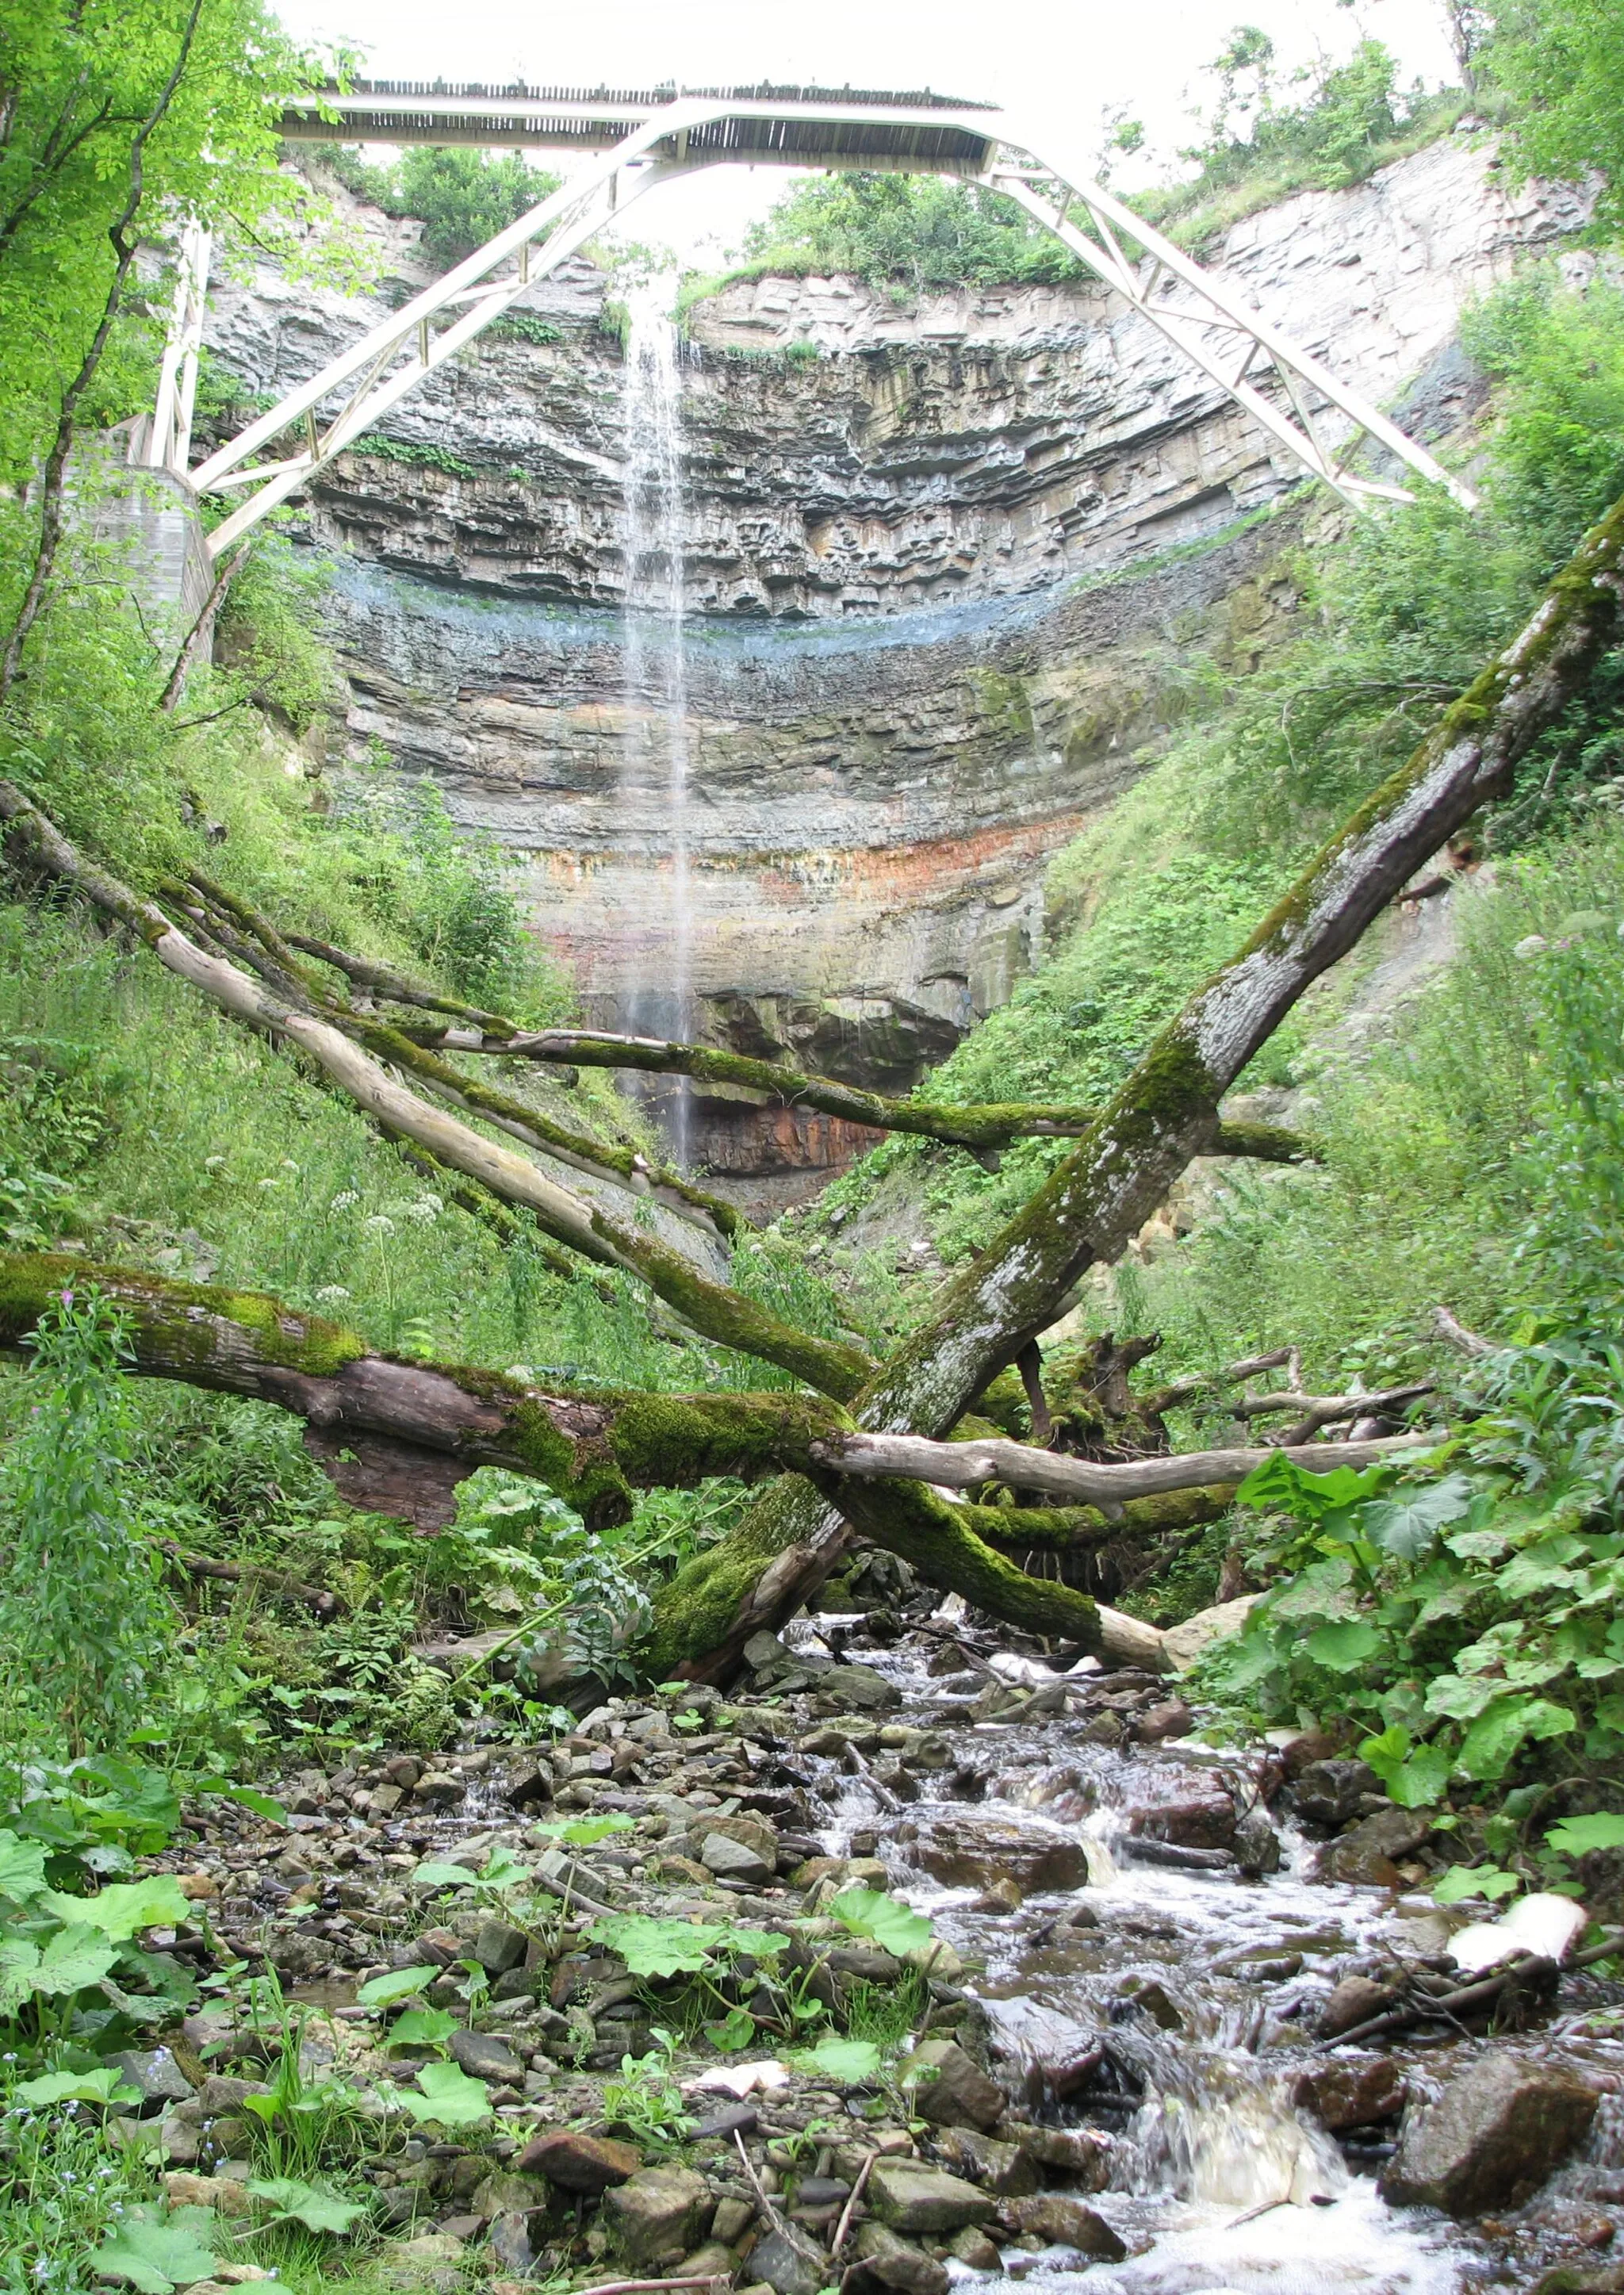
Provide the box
[619,281,693,1166]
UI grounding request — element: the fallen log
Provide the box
[1324,1928,1624,2049]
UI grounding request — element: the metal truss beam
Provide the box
[144,220,212,476]
[179,91,1477,556]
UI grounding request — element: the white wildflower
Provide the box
[314,1285,352,1303]
[404,1193,442,1224]
[363,1213,396,1236]
[1512,934,1548,960]
[330,1190,361,1211]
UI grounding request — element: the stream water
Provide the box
[784,1612,1624,2295]
[619,281,695,1165]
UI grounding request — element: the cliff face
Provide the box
[201,139,1583,1197]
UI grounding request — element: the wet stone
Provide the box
[1294,1758,1381,1828]
[913,1816,1090,1894]
[113,2048,194,2105]
[749,2228,825,2295]
[447,2029,525,2084]
[516,2128,642,2193]
[1000,2194,1128,2259]
[1381,2052,1599,2216]
[603,2164,714,2265]
[852,2221,952,2295]
[701,1831,774,1883]
[901,2038,1007,2130]
[1293,2056,1408,2130]
[930,2127,1037,2197]
[1317,1975,1400,2039]
[868,2160,997,2234]
[488,2212,537,2273]
[1316,1806,1433,1885]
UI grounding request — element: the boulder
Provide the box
[999,2195,1127,2259]
[852,2222,951,2295]
[1233,1807,1284,1875]
[113,2048,194,2105]
[868,2160,996,2235]
[1294,1759,1380,1829]
[1380,2052,1599,2216]
[1008,2126,1111,2191]
[1161,1595,1262,1671]
[447,2029,525,2085]
[374,2235,467,2292]
[516,2127,642,2193]
[470,1918,530,1975]
[1124,1789,1236,1852]
[818,1665,901,1713]
[1128,1699,1195,1744]
[1293,2056,1408,2131]
[913,1816,1090,1894]
[701,1832,775,1885]
[604,2165,714,2265]
[1317,1976,1400,2040]
[748,2229,825,2295]
[948,2228,1003,2271]
[1317,1807,1431,1886]
[900,2038,1007,2130]
[929,2127,1037,2197]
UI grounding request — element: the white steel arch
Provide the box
[178,86,1476,556]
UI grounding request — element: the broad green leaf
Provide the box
[590,1913,727,1977]
[1545,1812,1624,1857]
[247,2175,366,2233]
[410,1860,479,1891]
[1269,1557,1358,1623]
[1457,1696,1576,1782]
[16,2067,141,2109]
[480,1845,533,1889]
[726,1926,791,1960]
[29,1923,118,1998]
[793,2033,881,2083]
[0,1827,48,1903]
[197,1780,288,1824]
[1434,1864,1520,1905]
[528,1814,636,1846]
[0,1938,42,2017]
[829,1887,934,1956]
[704,2006,757,2054]
[91,2205,219,2292]
[1304,1619,1382,1672]
[1388,1747,1452,1808]
[357,1967,431,2008]
[1361,1474,1475,1561]
[1496,1535,1588,1600]
[43,1875,191,1940]
[1424,1671,1502,1722]
[388,2006,458,2050]
[398,2060,492,2129]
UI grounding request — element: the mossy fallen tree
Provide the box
[0,794,873,1400]
[249,921,1309,1163]
[643,484,1624,1681]
[0,1251,1422,1670]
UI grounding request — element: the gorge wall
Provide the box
[202,136,1585,1197]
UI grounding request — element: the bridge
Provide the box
[145,80,1476,554]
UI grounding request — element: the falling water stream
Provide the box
[620,279,694,1165]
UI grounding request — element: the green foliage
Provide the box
[1137,33,1461,247]
[395,2059,492,2131]
[212,531,343,735]
[300,140,562,272]
[0,0,331,489]
[1489,0,1624,229]
[733,172,1083,293]
[791,2033,882,2084]
[588,1911,789,1981]
[827,1887,933,1958]
[603,2027,693,2151]
[0,1289,170,1759]
[1197,1335,1624,1796]
[90,2204,220,2293]
[343,432,481,481]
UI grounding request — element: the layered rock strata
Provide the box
[199,139,1584,1190]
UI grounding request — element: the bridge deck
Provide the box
[279,79,1000,170]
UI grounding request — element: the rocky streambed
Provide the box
[122,1596,1624,2295]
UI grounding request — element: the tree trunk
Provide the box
[645,486,1624,1679]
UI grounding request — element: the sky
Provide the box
[271,0,1463,266]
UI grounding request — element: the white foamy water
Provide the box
[619,277,694,1163]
